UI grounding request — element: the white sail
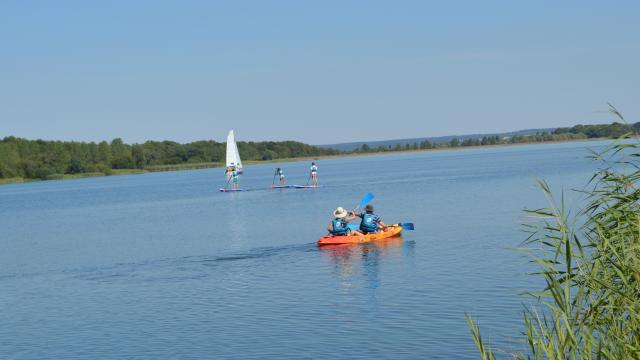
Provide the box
[226,130,243,173]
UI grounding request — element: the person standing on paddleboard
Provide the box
[327,207,362,236]
[355,204,388,234]
[231,167,240,190]
[310,162,319,186]
[276,167,286,186]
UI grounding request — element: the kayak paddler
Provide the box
[355,204,388,234]
[327,207,362,236]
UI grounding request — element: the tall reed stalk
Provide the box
[468,106,640,359]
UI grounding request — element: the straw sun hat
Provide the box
[333,207,347,218]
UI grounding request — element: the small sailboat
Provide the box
[220,129,244,192]
[226,130,243,174]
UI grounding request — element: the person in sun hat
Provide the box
[327,206,361,236]
[355,204,388,234]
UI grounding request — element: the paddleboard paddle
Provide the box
[223,174,232,190]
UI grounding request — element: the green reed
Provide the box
[468,105,640,359]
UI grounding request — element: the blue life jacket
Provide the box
[330,218,348,236]
[359,213,379,233]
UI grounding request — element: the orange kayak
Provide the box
[317,225,403,246]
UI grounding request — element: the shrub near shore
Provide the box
[0,138,339,181]
[468,110,640,359]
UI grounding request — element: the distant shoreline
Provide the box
[0,137,614,186]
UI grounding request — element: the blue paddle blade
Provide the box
[359,192,374,209]
[400,223,415,230]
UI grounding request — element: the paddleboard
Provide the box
[271,185,296,189]
[293,185,322,189]
[219,188,247,192]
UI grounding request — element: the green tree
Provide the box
[110,138,133,169]
[97,141,112,165]
[0,143,21,178]
[261,150,275,160]
[132,144,146,169]
[420,140,433,149]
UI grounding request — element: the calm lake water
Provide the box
[0,140,610,359]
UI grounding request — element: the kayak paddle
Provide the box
[398,223,415,230]
[359,192,375,209]
[353,192,375,213]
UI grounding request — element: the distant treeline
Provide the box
[1,121,638,181]
[0,137,339,180]
[351,121,640,153]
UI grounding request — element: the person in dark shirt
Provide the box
[355,204,388,234]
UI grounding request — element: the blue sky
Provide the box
[1,1,638,144]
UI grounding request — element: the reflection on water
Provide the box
[225,193,250,249]
[319,237,414,291]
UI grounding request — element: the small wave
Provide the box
[0,243,318,284]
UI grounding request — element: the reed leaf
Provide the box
[468,108,640,359]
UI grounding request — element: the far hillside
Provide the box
[317,128,556,151]
[318,123,640,152]
[318,121,638,154]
